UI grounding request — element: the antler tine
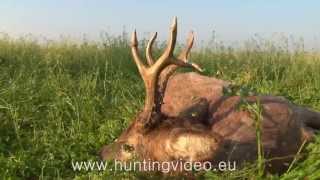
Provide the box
[171,30,203,72]
[154,17,178,69]
[146,32,157,65]
[131,30,146,76]
[178,31,194,62]
[164,16,177,57]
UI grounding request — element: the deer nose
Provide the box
[99,143,122,161]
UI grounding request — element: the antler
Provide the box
[131,17,203,127]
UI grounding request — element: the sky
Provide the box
[1,0,320,48]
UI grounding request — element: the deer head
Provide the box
[100,17,208,162]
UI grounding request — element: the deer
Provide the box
[100,17,320,174]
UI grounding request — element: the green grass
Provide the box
[0,33,320,179]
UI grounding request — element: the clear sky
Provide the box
[1,0,320,48]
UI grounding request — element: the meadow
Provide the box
[0,33,319,179]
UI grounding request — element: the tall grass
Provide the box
[0,33,319,179]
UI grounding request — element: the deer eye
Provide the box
[122,144,134,152]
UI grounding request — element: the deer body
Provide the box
[162,72,228,118]
[208,95,320,171]
[100,18,320,174]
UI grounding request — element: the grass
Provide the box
[0,33,320,179]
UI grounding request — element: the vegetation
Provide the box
[0,33,319,179]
